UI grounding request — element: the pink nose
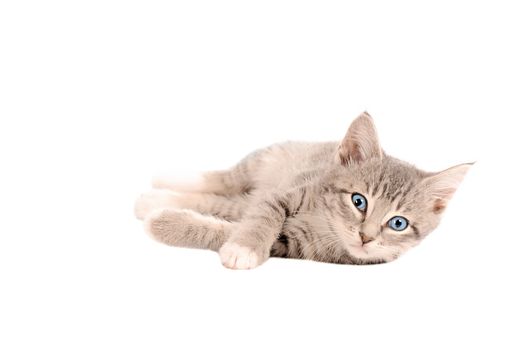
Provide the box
[359,232,374,245]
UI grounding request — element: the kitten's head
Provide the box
[319,112,472,264]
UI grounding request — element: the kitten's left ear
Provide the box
[422,163,473,214]
[336,111,383,165]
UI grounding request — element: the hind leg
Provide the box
[145,209,233,251]
[135,189,250,221]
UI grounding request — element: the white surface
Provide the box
[1,1,526,349]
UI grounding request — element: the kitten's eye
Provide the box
[352,193,367,212]
[388,216,408,231]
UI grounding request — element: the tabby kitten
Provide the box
[135,112,472,269]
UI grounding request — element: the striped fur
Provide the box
[135,112,472,269]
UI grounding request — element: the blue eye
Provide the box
[388,216,408,231]
[352,193,367,212]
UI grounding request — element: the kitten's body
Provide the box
[135,113,471,269]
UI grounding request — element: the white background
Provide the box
[1,1,527,349]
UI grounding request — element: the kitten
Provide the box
[135,112,472,269]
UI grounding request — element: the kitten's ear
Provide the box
[422,163,473,214]
[336,111,383,165]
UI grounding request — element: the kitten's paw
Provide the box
[134,190,178,220]
[143,208,172,240]
[143,208,188,244]
[219,242,264,270]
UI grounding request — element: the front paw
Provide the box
[218,242,268,270]
[143,208,188,245]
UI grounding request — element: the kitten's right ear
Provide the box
[421,163,473,214]
[336,111,383,165]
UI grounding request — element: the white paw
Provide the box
[219,242,261,270]
[134,190,177,220]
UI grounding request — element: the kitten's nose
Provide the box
[359,232,374,245]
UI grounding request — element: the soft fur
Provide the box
[135,112,472,269]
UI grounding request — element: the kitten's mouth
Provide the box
[348,244,370,256]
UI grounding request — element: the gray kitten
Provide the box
[135,112,472,269]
